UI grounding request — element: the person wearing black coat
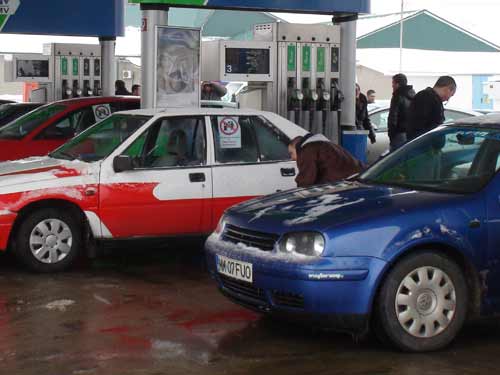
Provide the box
[388,74,416,151]
[115,80,132,96]
[407,76,456,141]
[355,84,376,144]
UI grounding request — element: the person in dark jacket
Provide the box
[388,73,416,150]
[355,84,376,144]
[115,80,132,96]
[288,134,364,188]
[407,76,456,141]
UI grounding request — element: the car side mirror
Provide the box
[113,155,133,173]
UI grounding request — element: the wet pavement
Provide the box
[1,245,500,375]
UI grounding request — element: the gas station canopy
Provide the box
[129,0,371,15]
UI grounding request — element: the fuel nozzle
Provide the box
[72,80,82,98]
[287,78,303,111]
[331,79,344,111]
[83,80,93,97]
[303,89,318,112]
[62,80,72,99]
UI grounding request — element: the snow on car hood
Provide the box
[228,181,456,232]
[0,156,99,193]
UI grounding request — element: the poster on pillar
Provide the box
[155,26,201,109]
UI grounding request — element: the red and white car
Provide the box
[0,108,306,272]
[0,96,140,161]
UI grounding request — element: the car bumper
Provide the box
[0,210,16,251]
[205,235,388,333]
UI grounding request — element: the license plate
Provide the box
[216,255,253,283]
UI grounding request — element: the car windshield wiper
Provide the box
[49,151,76,161]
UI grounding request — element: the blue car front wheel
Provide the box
[374,251,468,352]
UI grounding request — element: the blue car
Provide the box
[205,115,500,352]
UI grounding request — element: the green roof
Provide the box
[357,10,500,52]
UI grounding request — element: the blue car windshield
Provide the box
[360,126,500,194]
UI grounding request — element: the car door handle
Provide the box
[281,168,296,177]
[189,173,206,183]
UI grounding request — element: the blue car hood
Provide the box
[227,181,460,233]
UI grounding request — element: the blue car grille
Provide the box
[222,224,279,252]
[219,274,266,302]
[272,291,305,309]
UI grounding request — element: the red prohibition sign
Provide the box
[219,117,240,136]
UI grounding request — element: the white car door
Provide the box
[99,115,213,238]
[208,114,298,227]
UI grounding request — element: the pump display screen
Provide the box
[16,60,50,78]
[225,48,270,75]
[331,47,340,73]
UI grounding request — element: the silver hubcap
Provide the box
[29,219,73,264]
[395,266,456,338]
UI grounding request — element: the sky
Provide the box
[274,0,500,45]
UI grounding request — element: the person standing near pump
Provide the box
[366,89,376,104]
[288,134,364,188]
[115,80,132,96]
[388,73,415,151]
[407,76,456,141]
[355,84,376,144]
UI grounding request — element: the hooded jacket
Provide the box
[295,134,364,188]
[407,87,445,141]
[388,85,416,138]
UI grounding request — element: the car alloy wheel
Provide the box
[29,218,73,264]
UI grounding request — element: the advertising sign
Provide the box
[0,0,20,32]
[129,0,370,14]
[155,26,201,108]
[1,0,124,37]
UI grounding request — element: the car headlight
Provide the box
[214,216,226,235]
[279,232,325,257]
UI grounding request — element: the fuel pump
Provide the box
[51,44,102,101]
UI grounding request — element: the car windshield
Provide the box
[360,126,500,194]
[49,114,151,162]
[0,103,67,139]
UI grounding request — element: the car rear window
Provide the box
[0,104,67,140]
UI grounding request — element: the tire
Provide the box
[374,251,467,352]
[13,208,83,273]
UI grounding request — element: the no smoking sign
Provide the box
[218,116,241,149]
